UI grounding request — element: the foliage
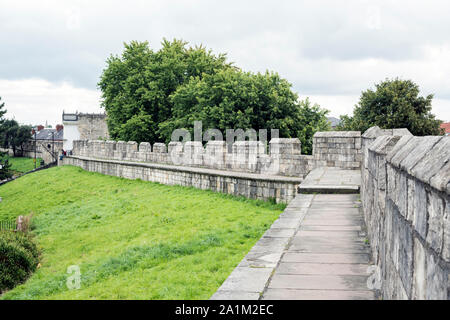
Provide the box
[337,78,443,135]
[295,98,330,154]
[0,97,6,124]
[0,119,32,156]
[98,39,231,144]
[0,166,284,299]
[0,231,39,293]
[99,40,329,153]
[164,70,328,153]
[0,152,13,180]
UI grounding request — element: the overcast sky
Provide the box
[1,0,449,127]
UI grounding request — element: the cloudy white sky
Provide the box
[1,0,449,126]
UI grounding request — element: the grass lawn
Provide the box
[0,165,284,300]
[7,157,42,174]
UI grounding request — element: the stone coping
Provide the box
[373,135,450,193]
[314,131,361,138]
[210,194,314,300]
[67,156,304,184]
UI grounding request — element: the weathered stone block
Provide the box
[413,180,428,240]
[412,136,450,191]
[396,172,408,217]
[407,177,415,223]
[139,142,151,152]
[443,198,450,262]
[425,253,448,300]
[386,135,414,163]
[153,143,167,153]
[413,237,426,299]
[399,136,442,174]
[427,191,445,254]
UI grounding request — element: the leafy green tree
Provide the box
[0,119,17,150]
[337,78,443,135]
[295,98,330,154]
[12,125,32,156]
[99,39,330,154]
[163,69,329,154]
[0,97,6,124]
[0,120,31,156]
[98,39,231,144]
[0,152,12,180]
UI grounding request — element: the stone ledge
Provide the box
[314,131,361,138]
[210,194,313,300]
[66,155,304,184]
[298,185,360,194]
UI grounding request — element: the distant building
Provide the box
[327,117,342,129]
[440,122,450,136]
[62,112,109,150]
[21,125,64,164]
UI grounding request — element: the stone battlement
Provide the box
[72,130,362,178]
[361,128,449,299]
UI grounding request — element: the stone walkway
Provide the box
[298,167,360,194]
[262,193,374,300]
[211,168,375,300]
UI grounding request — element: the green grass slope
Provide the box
[8,157,42,174]
[0,166,284,299]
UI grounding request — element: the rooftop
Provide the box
[34,128,64,141]
[440,122,450,134]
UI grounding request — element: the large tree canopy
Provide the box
[0,119,32,156]
[98,39,231,144]
[99,39,329,154]
[164,69,328,154]
[338,78,443,135]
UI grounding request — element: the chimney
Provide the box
[37,125,44,131]
[56,124,64,132]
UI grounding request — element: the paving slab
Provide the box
[282,252,370,264]
[267,274,370,291]
[263,228,297,238]
[215,267,274,293]
[211,170,375,300]
[300,225,362,232]
[298,167,361,194]
[238,251,284,268]
[275,262,369,275]
[302,217,363,226]
[262,289,374,300]
[262,190,374,299]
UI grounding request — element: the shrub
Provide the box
[0,231,39,293]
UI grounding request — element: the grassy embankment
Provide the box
[7,157,42,174]
[0,165,284,299]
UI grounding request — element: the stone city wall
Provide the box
[76,113,110,141]
[362,132,449,299]
[62,156,302,203]
[312,131,362,169]
[71,131,362,178]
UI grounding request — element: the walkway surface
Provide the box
[211,168,375,300]
[298,167,360,194]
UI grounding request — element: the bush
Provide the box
[0,231,39,293]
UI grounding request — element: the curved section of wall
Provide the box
[62,155,302,203]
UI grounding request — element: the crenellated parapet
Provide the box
[361,128,449,300]
[71,130,366,177]
[72,138,317,177]
[312,131,362,169]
